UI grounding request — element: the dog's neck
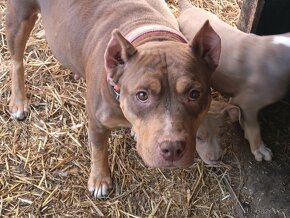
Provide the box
[125,24,188,45]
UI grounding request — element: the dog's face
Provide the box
[196,101,240,164]
[119,42,212,167]
[105,21,221,168]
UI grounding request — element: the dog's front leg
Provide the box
[232,94,273,161]
[87,121,112,199]
[241,109,272,162]
[6,1,38,120]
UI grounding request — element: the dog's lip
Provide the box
[204,159,221,165]
[135,142,194,168]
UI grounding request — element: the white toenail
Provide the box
[88,187,95,192]
[16,111,23,118]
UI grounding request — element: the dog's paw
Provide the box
[88,173,112,199]
[9,98,30,120]
[252,145,273,161]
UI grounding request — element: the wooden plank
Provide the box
[238,0,265,33]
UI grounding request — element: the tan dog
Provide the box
[178,0,290,162]
[6,0,221,198]
[196,100,240,164]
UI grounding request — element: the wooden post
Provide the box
[238,0,265,33]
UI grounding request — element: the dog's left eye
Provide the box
[188,89,200,100]
[196,134,206,142]
[136,91,148,101]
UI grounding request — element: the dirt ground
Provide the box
[230,101,290,218]
[0,0,289,217]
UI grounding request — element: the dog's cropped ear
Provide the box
[223,104,241,123]
[105,29,137,86]
[191,20,221,71]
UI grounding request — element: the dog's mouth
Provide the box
[135,141,195,168]
[129,115,198,167]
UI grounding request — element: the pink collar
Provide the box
[125,24,188,44]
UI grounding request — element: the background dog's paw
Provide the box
[253,145,273,161]
[88,174,112,199]
[9,99,30,121]
[130,128,137,141]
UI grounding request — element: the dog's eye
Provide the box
[196,135,205,142]
[189,89,200,100]
[196,135,203,141]
[136,91,148,101]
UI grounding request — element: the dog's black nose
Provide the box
[159,141,186,161]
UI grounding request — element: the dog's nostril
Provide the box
[159,141,186,161]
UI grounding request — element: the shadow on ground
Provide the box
[226,101,290,218]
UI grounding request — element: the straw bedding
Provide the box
[0,0,241,217]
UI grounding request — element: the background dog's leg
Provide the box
[233,95,273,161]
[6,0,38,120]
[87,122,112,199]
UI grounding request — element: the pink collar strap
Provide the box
[125,24,188,44]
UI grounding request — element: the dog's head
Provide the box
[196,101,240,164]
[105,21,221,168]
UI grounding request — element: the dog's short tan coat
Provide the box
[6,0,221,198]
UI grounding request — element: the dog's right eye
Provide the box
[196,135,203,141]
[136,91,148,102]
[196,133,207,142]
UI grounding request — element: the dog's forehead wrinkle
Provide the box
[136,49,168,73]
[162,70,173,112]
[142,45,189,73]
